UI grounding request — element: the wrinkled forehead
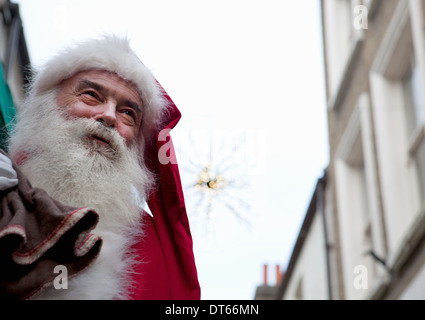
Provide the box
[58,69,143,104]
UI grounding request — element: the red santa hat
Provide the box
[29,35,201,300]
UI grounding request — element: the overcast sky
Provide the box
[14,0,329,299]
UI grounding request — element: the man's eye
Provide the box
[123,109,136,119]
[82,90,99,99]
[119,108,138,126]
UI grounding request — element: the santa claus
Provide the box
[0,35,200,300]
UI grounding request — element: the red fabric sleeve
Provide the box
[128,90,201,300]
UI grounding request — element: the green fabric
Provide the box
[0,64,17,151]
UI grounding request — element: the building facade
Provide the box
[276,175,331,300]
[276,0,425,300]
[0,0,30,150]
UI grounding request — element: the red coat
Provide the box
[127,88,201,300]
[0,86,199,300]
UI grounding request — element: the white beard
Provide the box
[8,90,154,299]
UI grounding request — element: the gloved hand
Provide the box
[0,152,18,190]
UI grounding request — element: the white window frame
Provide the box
[323,0,365,110]
[369,0,425,270]
[335,93,385,300]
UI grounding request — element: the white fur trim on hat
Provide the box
[30,35,169,139]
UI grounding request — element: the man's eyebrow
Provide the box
[76,79,106,94]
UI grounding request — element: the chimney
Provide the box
[262,263,284,287]
[276,265,282,285]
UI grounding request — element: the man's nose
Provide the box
[94,101,116,127]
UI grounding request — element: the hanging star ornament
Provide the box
[176,126,255,236]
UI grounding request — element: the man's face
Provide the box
[56,70,143,147]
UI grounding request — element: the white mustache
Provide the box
[80,119,126,156]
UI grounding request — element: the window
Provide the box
[334,94,383,299]
[403,55,425,138]
[369,0,424,259]
[323,0,365,109]
[403,56,425,203]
